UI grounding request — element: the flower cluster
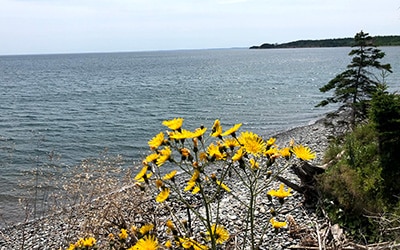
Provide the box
[133,118,315,249]
[66,118,316,250]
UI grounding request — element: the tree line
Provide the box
[250,35,400,49]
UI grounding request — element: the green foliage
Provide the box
[318,124,385,242]
[316,31,392,127]
[369,86,400,197]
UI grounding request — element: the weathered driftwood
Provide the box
[277,161,326,207]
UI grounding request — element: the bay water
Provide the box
[1,47,399,225]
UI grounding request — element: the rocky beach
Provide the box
[0,110,352,250]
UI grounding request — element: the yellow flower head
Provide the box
[184,170,200,192]
[238,131,266,156]
[166,220,175,230]
[232,147,245,161]
[169,129,194,140]
[192,127,207,138]
[184,180,196,192]
[192,185,201,194]
[148,132,165,150]
[119,228,129,240]
[216,180,231,192]
[139,224,154,236]
[267,183,292,199]
[144,153,159,165]
[134,165,149,181]
[280,147,291,158]
[207,143,226,160]
[165,240,173,248]
[206,224,230,244]
[131,235,158,250]
[221,123,242,137]
[270,218,287,229]
[249,158,259,169]
[266,137,276,147]
[210,119,222,137]
[156,146,172,166]
[75,237,96,248]
[179,237,208,250]
[162,118,184,130]
[265,147,280,159]
[223,138,239,150]
[162,170,177,181]
[156,187,170,203]
[292,144,316,161]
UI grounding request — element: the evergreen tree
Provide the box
[316,31,392,127]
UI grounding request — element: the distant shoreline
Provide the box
[250,35,400,49]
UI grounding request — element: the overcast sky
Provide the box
[0,0,399,55]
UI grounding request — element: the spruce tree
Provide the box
[316,31,392,127]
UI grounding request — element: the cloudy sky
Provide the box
[0,0,399,55]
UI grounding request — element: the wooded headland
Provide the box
[250,35,400,49]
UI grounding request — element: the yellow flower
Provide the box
[266,137,276,147]
[76,237,96,247]
[156,188,170,203]
[199,152,208,162]
[139,224,154,235]
[119,228,129,240]
[136,172,153,183]
[192,185,201,194]
[280,147,291,158]
[223,138,239,150]
[165,240,173,248]
[67,243,75,250]
[184,180,196,192]
[130,235,159,250]
[134,165,149,181]
[210,119,222,137]
[232,147,245,161]
[292,144,316,161]
[162,118,184,130]
[144,153,159,165]
[148,132,165,150]
[206,224,230,244]
[238,131,266,156]
[192,127,207,138]
[169,129,194,140]
[207,143,226,160]
[166,220,175,230]
[156,146,172,166]
[265,147,280,158]
[216,180,231,192]
[267,183,292,199]
[249,158,259,169]
[270,218,287,229]
[221,123,242,137]
[162,170,177,181]
[179,238,208,250]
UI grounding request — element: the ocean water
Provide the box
[1,47,399,225]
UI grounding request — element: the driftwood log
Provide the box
[277,161,326,207]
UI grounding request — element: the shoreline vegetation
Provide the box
[0,109,353,249]
[249,35,400,49]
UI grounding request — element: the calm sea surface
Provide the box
[1,47,400,225]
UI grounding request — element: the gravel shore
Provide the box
[0,110,349,250]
